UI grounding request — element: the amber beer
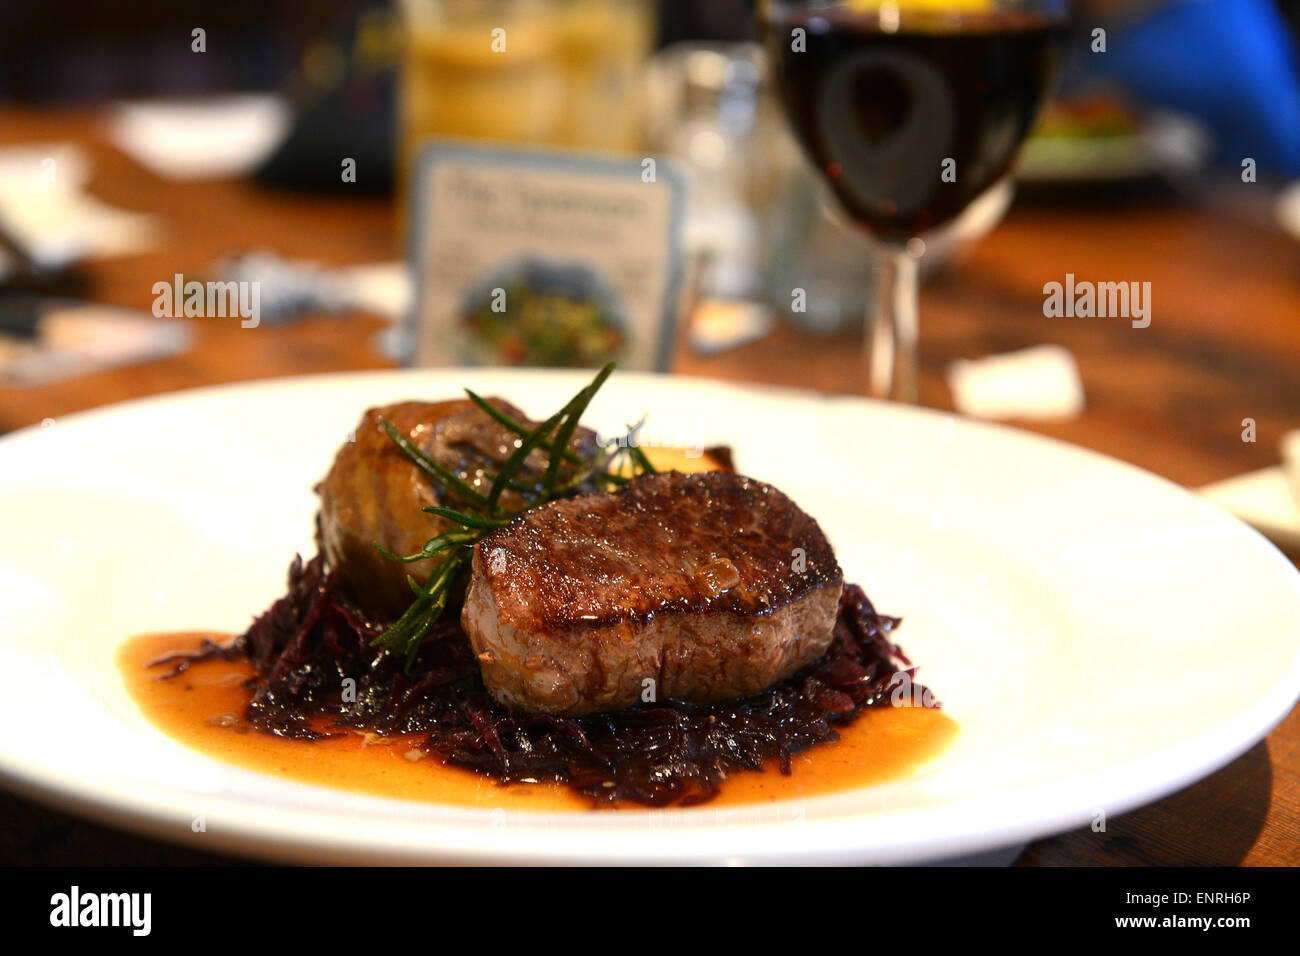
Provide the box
[397,0,652,177]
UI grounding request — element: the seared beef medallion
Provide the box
[462,470,844,714]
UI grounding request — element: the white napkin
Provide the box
[1282,429,1300,511]
[947,345,1085,421]
[688,299,774,355]
[0,143,158,276]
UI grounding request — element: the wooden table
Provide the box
[2,108,1297,866]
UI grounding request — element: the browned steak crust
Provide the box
[462,470,844,714]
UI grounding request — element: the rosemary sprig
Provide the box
[627,442,656,475]
[543,363,613,496]
[420,506,507,530]
[370,363,656,666]
[380,551,467,669]
[463,389,585,468]
[374,528,480,564]
[378,420,490,509]
[482,403,568,514]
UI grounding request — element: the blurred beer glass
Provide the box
[397,0,654,178]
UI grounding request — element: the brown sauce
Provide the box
[120,631,957,811]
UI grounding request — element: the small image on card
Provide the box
[406,142,686,372]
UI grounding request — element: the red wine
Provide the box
[767,9,1065,241]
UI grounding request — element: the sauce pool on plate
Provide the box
[119,631,957,811]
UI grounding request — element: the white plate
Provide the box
[1,369,1298,865]
[1202,467,1300,554]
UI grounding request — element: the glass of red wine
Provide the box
[762,1,1069,402]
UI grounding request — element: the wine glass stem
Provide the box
[867,245,920,403]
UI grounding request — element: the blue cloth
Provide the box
[1081,0,1300,175]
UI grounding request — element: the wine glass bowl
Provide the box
[761,0,1069,401]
